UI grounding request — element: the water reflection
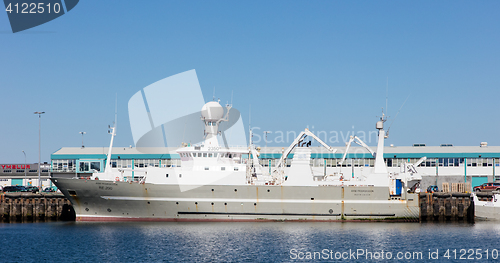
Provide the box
[1,221,499,262]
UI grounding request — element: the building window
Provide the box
[51,159,76,172]
[79,161,101,172]
[80,162,89,172]
[90,162,100,171]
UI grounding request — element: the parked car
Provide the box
[473,182,500,192]
[2,186,28,192]
[43,187,55,193]
[426,185,439,193]
[25,186,39,193]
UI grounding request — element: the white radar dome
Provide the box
[201,101,224,120]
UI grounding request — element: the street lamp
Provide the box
[34,111,45,189]
[22,150,26,186]
[79,131,86,148]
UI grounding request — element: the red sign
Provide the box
[1,164,31,169]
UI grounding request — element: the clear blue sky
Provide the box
[1,1,499,163]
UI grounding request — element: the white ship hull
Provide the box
[474,193,500,220]
[52,177,419,221]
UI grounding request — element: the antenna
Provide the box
[213,87,216,101]
[249,104,251,130]
[385,77,388,116]
[387,94,411,136]
[114,93,118,126]
[248,104,252,145]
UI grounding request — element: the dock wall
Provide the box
[419,192,474,223]
[0,193,75,222]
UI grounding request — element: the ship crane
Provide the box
[272,128,337,183]
[404,156,427,175]
[338,135,375,166]
[338,135,426,176]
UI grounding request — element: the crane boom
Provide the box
[414,156,427,167]
[338,135,375,166]
[273,129,336,172]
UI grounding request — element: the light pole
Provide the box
[34,111,45,189]
[22,151,26,186]
[79,131,86,148]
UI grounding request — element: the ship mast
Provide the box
[104,124,116,174]
[373,113,388,174]
[104,100,118,174]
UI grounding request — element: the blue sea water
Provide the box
[1,221,500,262]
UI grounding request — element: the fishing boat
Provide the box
[474,192,500,220]
[51,96,426,221]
